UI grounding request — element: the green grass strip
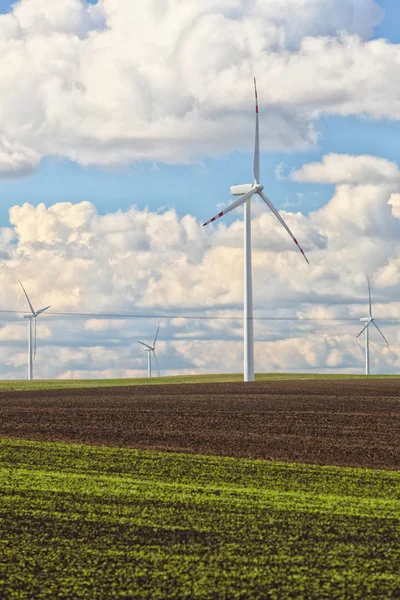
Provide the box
[0,439,399,599]
[1,372,400,391]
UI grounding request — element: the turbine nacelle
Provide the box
[231,184,253,196]
[230,184,264,197]
[139,343,155,352]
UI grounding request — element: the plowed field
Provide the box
[1,378,400,469]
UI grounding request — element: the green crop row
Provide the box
[0,439,399,599]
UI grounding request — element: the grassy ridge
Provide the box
[1,372,400,391]
[1,439,399,599]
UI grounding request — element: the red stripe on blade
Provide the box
[300,248,309,263]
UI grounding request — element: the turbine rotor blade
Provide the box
[153,351,160,378]
[36,305,51,316]
[257,190,309,263]
[203,188,257,227]
[371,320,389,346]
[356,320,371,339]
[153,324,160,348]
[138,341,153,351]
[367,276,372,317]
[253,77,260,184]
[19,280,35,315]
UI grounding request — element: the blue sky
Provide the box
[0,0,399,227]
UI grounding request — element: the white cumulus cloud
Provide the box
[0,0,394,176]
[292,153,400,185]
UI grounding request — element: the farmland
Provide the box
[1,378,400,598]
[1,379,400,468]
[1,438,400,599]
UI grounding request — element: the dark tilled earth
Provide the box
[1,379,400,469]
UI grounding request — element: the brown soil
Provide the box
[1,379,400,469]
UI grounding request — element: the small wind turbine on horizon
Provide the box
[19,281,51,381]
[138,325,161,378]
[356,277,389,375]
[203,78,309,382]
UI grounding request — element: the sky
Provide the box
[1,0,400,378]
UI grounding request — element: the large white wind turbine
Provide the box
[203,79,309,382]
[138,325,161,378]
[19,281,51,381]
[356,277,389,375]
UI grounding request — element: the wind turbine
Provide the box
[203,78,309,382]
[356,277,389,375]
[138,325,160,378]
[19,281,51,381]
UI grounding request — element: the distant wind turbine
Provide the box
[203,78,309,382]
[356,276,389,375]
[19,281,51,381]
[138,325,160,378]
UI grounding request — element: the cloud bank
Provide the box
[1,153,400,378]
[0,0,395,175]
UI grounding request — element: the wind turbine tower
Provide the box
[19,281,51,381]
[203,79,309,382]
[356,277,389,375]
[138,325,161,378]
